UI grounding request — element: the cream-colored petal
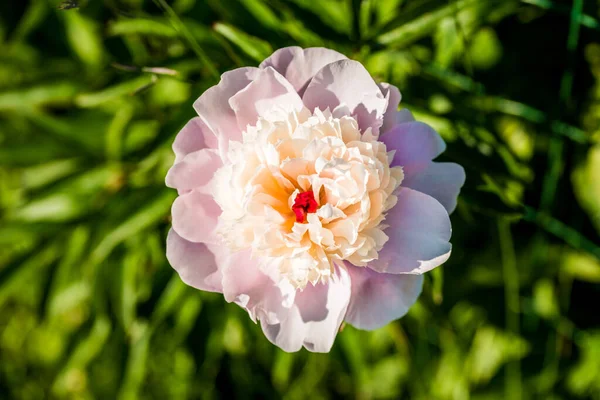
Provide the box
[213,108,402,289]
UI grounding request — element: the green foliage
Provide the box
[1,0,600,399]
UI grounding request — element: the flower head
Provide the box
[166,47,465,352]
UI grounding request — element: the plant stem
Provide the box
[498,219,521,400]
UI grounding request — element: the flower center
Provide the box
[292,190,318,223]
[213,108,404,289]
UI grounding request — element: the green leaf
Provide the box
[0,81,80,111]
[533,279,559,319]
[238,0,282,31]
[106,102,135,161]
[108,18,179,38]
[371,0,404,30]
[377,0,518,48]
[213,23,273,63]
[469,27,503,70]
[90,190,175,265]
[467,326,530,385]
[572,145,600,235]
[62,10,105,68]
[567,332,600,396]
[20,158,81,190]
[124,120,161,154]
[0,242,60,308]
[365,357,408,398]
[272,351,295,391]
[75,75,156,108]
[286,0,352,35]
[11,0,49,42]
[562,251,600,283]
[150,275,189,328]
[121,247,142,332]
[377,0,479,47]
[118,321,151,400]
[9,166,120,222]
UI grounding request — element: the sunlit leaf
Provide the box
[572,145,600,235]
[213,23,273,63]
[467,326,530,385]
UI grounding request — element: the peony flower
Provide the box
[166,47,465,352]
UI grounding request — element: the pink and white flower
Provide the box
[166,47,465,352]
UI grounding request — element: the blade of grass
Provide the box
[108,18,179,38]
[423,65,589,143]
[524,207,600,259]
[150,275,189,328]
[497,219,521,400]
[20,158,81,190]
[238,0,282,31]
[540,0,583,211]
[152,0,219,78]
[10,0,49,43]
[106,102,134,161]
[450,0,474,76]
[51,316,111,396]
[0,81,80,111]
[213,23,273,63]
[118,321,151,400]
[75,75,155,108]
[376,0,488,47]
[522,0,600,31]
[358,0,372,40]
[0,242,60,308]
[90,190,175,266]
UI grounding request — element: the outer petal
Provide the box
[219,258,350,352]
[172,117,219,164]
[171,190,221,244]
[259,266,351,353]
[380,121,446,167]
[344,265,423,330]
[259,46,347,95]
[396,108,416,124]
[193,67,260,152]
[165,149,222,191]
[302,59,388,134]
[378,83,402,134]
[166,229,223,293]
[383,108,415,130]
[218,248,278,320]
[402,162,466,213]
[369,187,452,274]
[229,67,304,130]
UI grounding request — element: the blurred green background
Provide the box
[1,0,600,399]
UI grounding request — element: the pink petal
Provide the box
[193,67,260,151]
[171,190,221,244]
[166,229,223,293]
[369,187,452,274]
[402,162,466,213]
[259,46,347,95]
[344,265,423,330]
[378,82,402,134]
[165,149,222,191]
[302,59,388,134]
[172,117,219,163]
[229,67,304,130]
[219,253,351,352]
[259,266,351,352]
[218,248,278,320]
[380,121,446,168]
[384,108,415,129]
[396,108,416,124]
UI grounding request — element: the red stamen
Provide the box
[292,191,318,223]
